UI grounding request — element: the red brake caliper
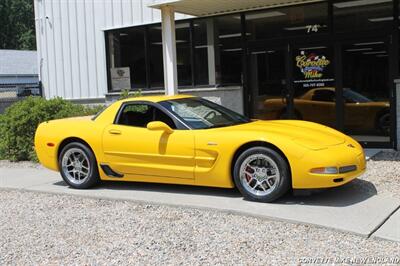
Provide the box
[245,166,253,182]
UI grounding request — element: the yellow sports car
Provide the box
[35,95,366,202]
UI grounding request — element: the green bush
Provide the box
[118,89,142,100]
[0,97,103,162]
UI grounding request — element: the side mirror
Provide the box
[147,121,174,134]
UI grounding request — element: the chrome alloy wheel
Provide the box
[61,148,91,185]
[239,154,280,197]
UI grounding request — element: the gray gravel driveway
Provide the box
[0,151,399,265]
[0,189,399,265]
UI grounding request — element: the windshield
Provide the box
[343,88,372,103]
[159,97,250,129]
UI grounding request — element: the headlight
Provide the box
[310,167,338,174]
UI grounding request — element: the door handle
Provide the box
[108,129,121,135]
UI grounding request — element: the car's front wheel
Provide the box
[233,146,291,202]
[58,142,99,189]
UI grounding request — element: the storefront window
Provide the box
[342,41,390,143]
[215,15,243,85]
[246,2,328,41]
[333,0,393,33]
[193,19,211,86]
[107,28,146,91]
[148,25,164,88]
[249,47,287,119]
[176,22,192,86]
[292,46,336,128]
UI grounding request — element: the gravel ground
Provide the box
[0,160,43,169]
[0,189,399,266]
[0,151,399,265]
[350,151,400,199]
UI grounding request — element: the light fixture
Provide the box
[363,51,387,55]
[222,48,242,52]
[244,11,286,20]
[251,51,266,55]
[119,33,128,36]
[354,41,384,46]
[251,50,275,55]
[333,0,391,8]
[284,26,307,31]
[219,33,241,38]
[219,32,251,39]
[345,48,373,52]
[298,46,327,50]
[152,40,187,45]
[368,16,394,22]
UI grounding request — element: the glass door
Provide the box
[247,46,289,119]
[291,43,337,128]
[341,38,392,145]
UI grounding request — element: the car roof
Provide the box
[118,94,195,104]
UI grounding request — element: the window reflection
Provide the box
[334,0,393,33]
[342,42,390,142]
[107,28,146,91]
[246,3,328,40]
[249,48,287,119]
[215,15,243,85]
[292,46,336,127]
[148,25,164,88]
[193,19,212,86]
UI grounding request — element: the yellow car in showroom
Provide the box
[35,95,366,202]
[262,87,390,134]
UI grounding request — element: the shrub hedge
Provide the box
[0,97,103,161]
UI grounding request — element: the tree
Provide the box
[0,0,36,50]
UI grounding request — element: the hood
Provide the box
[230,120,346,150]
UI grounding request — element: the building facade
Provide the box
[35,0,399,149]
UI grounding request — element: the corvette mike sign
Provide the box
[294,49,334,89]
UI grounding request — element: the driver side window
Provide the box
[116,103,177,129]
[311,90,335,102]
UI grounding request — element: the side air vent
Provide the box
[100,164,124,178]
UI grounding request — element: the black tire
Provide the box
[233,146,291,202]
[376,112,390,135]
[58,142,100,189]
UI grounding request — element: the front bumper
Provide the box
[291,143,366,189]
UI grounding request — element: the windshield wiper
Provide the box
[207,123,233,129]
[207,121,248,129]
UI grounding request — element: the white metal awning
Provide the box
[148,0,322,17]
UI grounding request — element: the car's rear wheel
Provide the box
[233,146,290,202]
[377,112,390,135]
[58,142,99,189]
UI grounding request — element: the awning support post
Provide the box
[161,5,178,95]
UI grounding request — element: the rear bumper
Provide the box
[292,144,366,189]
[34,123,59,171]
